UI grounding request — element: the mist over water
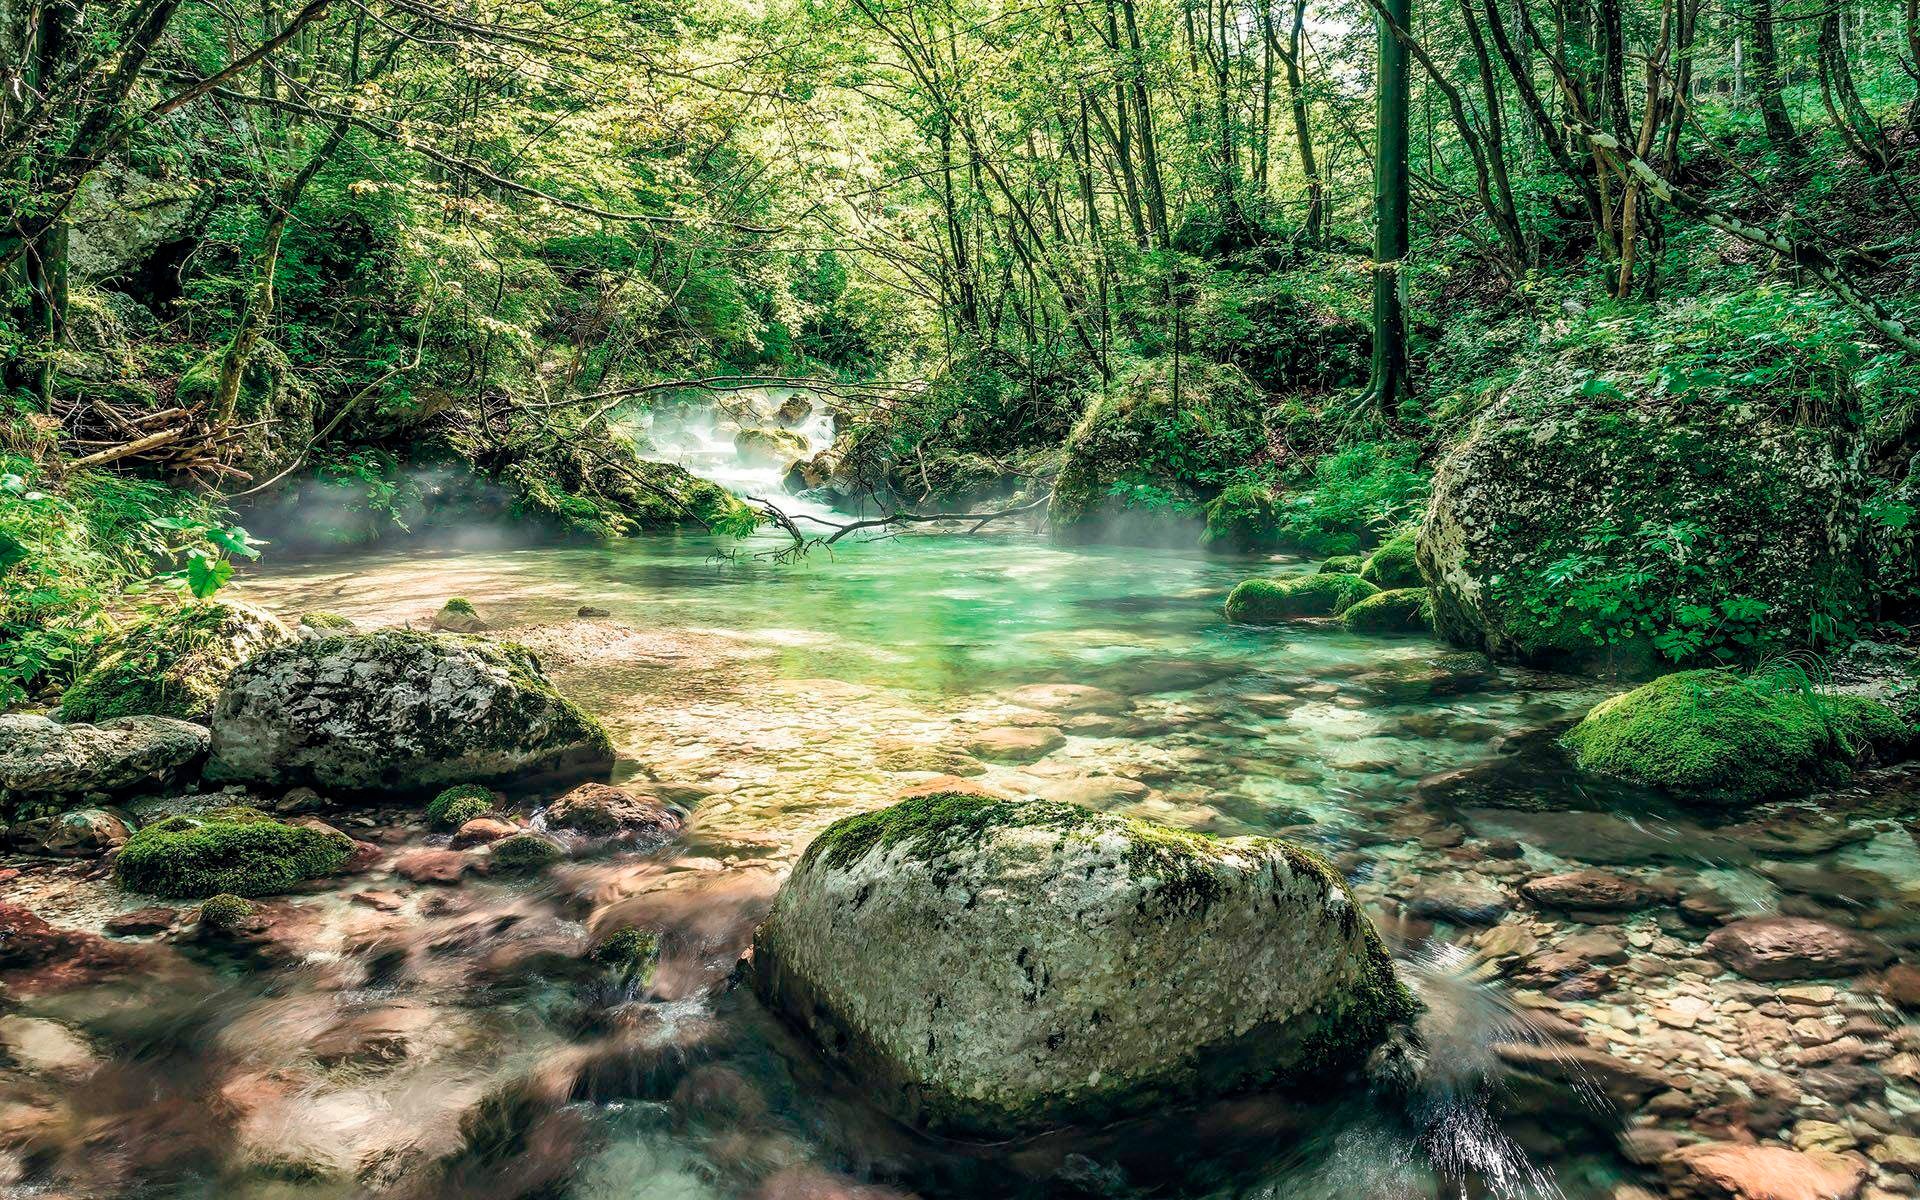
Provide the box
[627,389,839,521]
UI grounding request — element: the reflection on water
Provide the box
[6,530,1915,1200]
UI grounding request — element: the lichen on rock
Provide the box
[0,712,209,798]
[205,630,614,793]
[752,791,1417,1138]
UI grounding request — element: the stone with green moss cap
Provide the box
[61,599,293,724]
[1563,669,1909,804]
[1225,572,1377,624]
[1342,587,1433,635]
[205,630,614,794]
[752,792,1417,1138]
[1359,530,1421,589]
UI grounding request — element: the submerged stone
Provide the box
[205,630,614,794]
[752,792,1416,1138]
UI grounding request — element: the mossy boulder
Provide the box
[1225,573,1378,624]
[490,832,564,871]
[1359,530,1421,589]
[205,630,614,794]
[116,807,353,898]
[1562,670,1907,804]
[1319,555,1364,575]
[734,427,811,468]
[297,612,357,640]
[431,598,486,633]
[753,792,1416,1138]
[61,600,293,724]
[1342,588,1433,635]
[1420,359,1870,672]
[1050,361,1270,544]
[1201,482,1282,553]
[426,784,497,830]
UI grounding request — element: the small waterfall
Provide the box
[625,387,838,520]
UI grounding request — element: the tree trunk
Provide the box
[1750,0,1796,154]
[1370,0,1412,413]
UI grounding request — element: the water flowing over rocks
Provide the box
[0,712,209,798]
[751,792,1416,1137]
[205,630,614,793]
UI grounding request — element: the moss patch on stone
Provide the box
[62,600,291,723]
[1201,483,1282,552]
[1319,555,1364,575]
[1359,530,1421,589]
[426,784,496,829]
[198,892,256,931]
[1225,573,1378,624]
[1341,588,1433,635]
[1562,669,1906,803]
[117,806,352,897]
[298,611,356,632]
[491,832,564,871]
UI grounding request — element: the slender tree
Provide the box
[1368,0,1411,413]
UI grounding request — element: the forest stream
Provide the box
[4,524,1915,1199]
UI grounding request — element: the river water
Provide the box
[6,527,1918,1199]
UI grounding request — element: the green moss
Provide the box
[117,808,352,897]
[1224,573,1378,624]
[1359,529,1421,589]
[426,784,497,829]
[298,611,356,632]
[1562,669,1903,802]
[61,599,290,723]
[198,892,256,931]
[1201,483,1281,553]
[491,832,564,870]
[589,926,659,988]
[1828,694,1912,756]
[444,598,476,615]
[1341,588,1433,635]
[1318,555,1364,575]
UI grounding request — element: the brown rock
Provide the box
[1874,963,1920,1011]
[543,782,684,845]
[1408,880,1510,925]
[1665,1141,1867,1200]
[1704,918,1895,981]
[450,817,519,848]
[103,907,178,936]
[895,775,1005,801]
[0,902,153,993]
[1003,683,1129,715]
[1493,1040,1674,1106]
[1521,869,1648,912]
[393,849,471,885]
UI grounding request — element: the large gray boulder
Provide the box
[1420,362,1868,673]
[752,792,1416,1138]
[67,163,210,281]
[205,631,614,793]
[60,599,293,724]
[0,713,209,798]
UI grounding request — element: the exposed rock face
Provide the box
[206,631,614,793]
[752,792,1415,1138]
[66,163,210,280]
[1704,917,1894,981]
[0,713,209,797]
[60,599,293,724]
[1419,374,1868,673]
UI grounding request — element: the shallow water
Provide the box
[7,530,1917,1200]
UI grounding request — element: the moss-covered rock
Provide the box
[753,792,1416,1138]
[734,427,811,468]
[61,600,293,724]
[1421,356,1870,672]
[426,784,497,830]
[1201,482,1282,553]
[1050,361,1270,544]
[1562,670,1906,803]
[1319,554,1364,575]
[432,598,486,633]
[198,893,257,932]
[205,630,614,794]
[117,807,353,898]
[297,612,357,640]
[1225,573,1378,624]
[1342,588,1433,635]
[490,832,564,871]
[1359,530,1421,589]
[503,430,757,540]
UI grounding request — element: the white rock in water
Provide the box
[752,792,1416,1138]
[205,630,613,794]
[0,713,209,796]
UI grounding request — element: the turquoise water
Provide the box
[8,529,1914,1200]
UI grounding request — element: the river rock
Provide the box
[1664,1141,1867,1200]
[205,630,614,793]
[1520,869,1648,912]
[963,726,1065,763]
[542,782,684,845]
[1493,1041,1673,1107]
[1408,880,1510,925]
[1704,917,1894,981]
[450,817,518,848]
[0,712,209,797]
[752,793,1415,1137]
[7,807,131,857]
[0,903,154,994]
